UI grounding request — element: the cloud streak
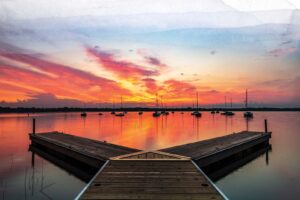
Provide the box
[86,47,160,80]
[143,56,167,68]
[0,43,131,102]
[268,47,297,57]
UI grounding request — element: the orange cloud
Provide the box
[0,44,132,102]
[1,43,299,107]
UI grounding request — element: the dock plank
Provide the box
[30,130,271,200]
[30,132,140,164]
[160,131,271,161]
[80,160,225,200]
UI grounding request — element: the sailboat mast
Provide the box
[245,89,248,108]
[121,96,123,109]
[196,92,199,110]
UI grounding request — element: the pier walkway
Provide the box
[30,130,271,200]
[78,151,227,200]
[30,132,140,168]
[161,131,271,167]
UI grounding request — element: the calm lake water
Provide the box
[0,111,299,200]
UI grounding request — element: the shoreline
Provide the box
[1,107,300,114]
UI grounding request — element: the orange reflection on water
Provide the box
[1,111,300,200]
[0,111,264,151]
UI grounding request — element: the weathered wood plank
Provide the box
[79,160,226,200]
[30,132,140,168]
[160,131,271,161]
[29,131,271,200]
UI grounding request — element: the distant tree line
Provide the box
[0,107,299,113]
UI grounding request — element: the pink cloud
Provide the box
[86,47,160,79]
[268,47,297,57]
[141,78,160,94]
[144,56,167,68]
[0,44,132,102]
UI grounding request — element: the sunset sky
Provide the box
[0,0,300,107]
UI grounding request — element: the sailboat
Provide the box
[221,96,235,116]
[115,96,125,117]
[111,99,115,114]
[191,92,201,117]
[160,96,169,115]
[80,103,87,117]
[244,89,253,118]
[153,94,161,117]
[115,112,125,117]
[221,111,235,116]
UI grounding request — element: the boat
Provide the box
[171,111,175,114]
[153,111,161,117]
[192,92,202,117]
[138,111,143,115]
[160,96,169,115]
[161,111,169,115]
[216,110,220,113]
[114,96,126,117]
[221,111,235,116]
[153,94,161,117]
[244,111,253,118]
[115,112,125,117]
[243,89,254,118]
[211,111,215,114]
[98,112,103,116]
[191,111,198,115]
[111,99,116,115]
[80,112,87,117]
[194,112,202,117]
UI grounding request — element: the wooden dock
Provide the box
[161,131,271,168]
[77,151,228,200]
[29,132,140,168]
[29,128,271,200]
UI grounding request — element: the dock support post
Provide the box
[264,119,268,133]
[32,118,36,135]
[31,152,35,168]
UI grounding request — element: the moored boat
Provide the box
[221,111,235,116]
[243,89,254,118]
[153,111,161,117]
[115,112,125,117]
[244,111,253,118]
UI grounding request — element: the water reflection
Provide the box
[204,143,272,182]
[0,112,300,200]
[29,146,97,183]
